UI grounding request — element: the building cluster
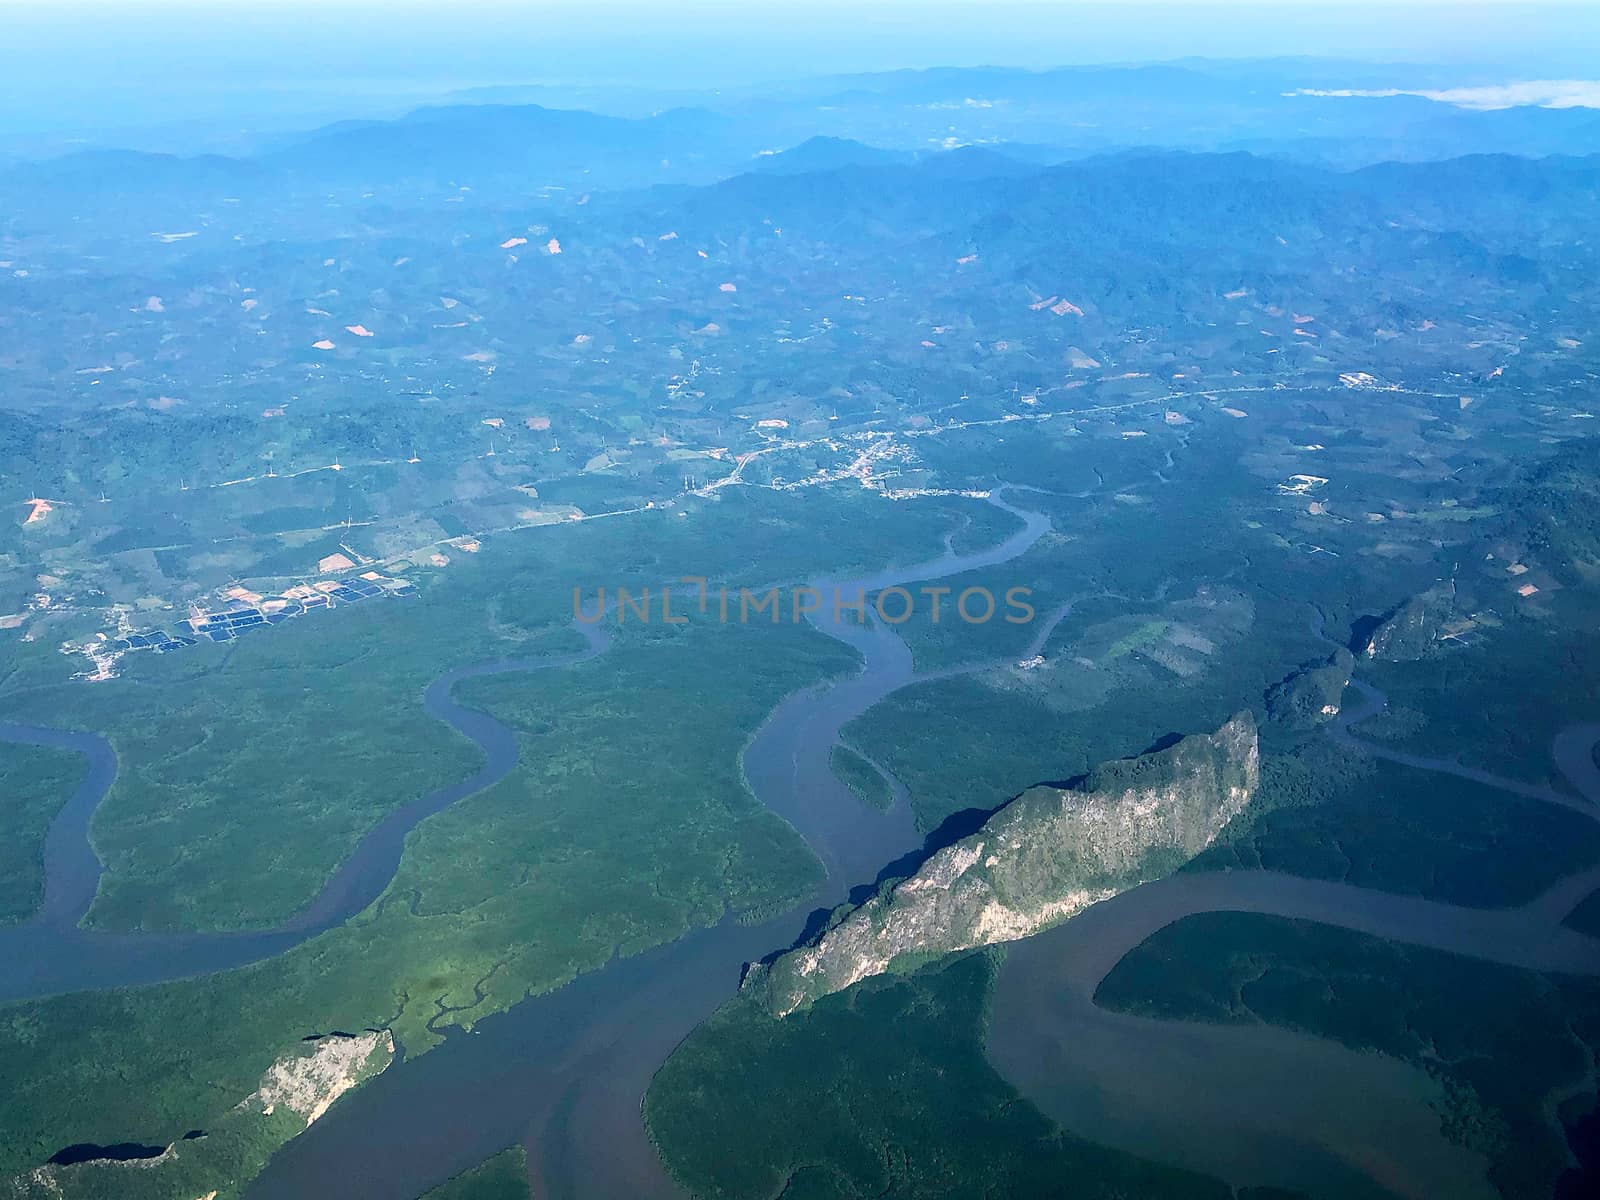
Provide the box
[75,570,415,680]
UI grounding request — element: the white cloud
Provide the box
[1289,80,1600,110]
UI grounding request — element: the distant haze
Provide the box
[0,1,1595,145]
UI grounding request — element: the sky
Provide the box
[1,2,1596,147]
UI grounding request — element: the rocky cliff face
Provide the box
[241,1030,394,1127]
[1365,583,1457,661]
[3,1032,395,1200]
[752,712,1259,1017]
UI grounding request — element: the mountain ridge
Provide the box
[749,712,1260,1017]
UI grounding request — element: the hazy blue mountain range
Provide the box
[4,58,1600,190]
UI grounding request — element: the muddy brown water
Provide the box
[247,528,1600,1200]
[5,492,1600,1199]
[988,679,1600,1200]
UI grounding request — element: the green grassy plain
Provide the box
[844,580,1329,832]
[419,1148,531,1200]
[828,744,893,811]
[1194,750,1600,908]
[845,415,1450,832]
[0,741,85,923]
[885,417,1444,677]
[646,949,1241,1200]
[0,487,988,933]
[0,615,855,1182]
[1358,596,1600,792]
[1,408,1592,1196]
[0,487,1007,1190]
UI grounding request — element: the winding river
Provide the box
[0,627,611,1004]
[4,489,1600,1200]
[987,673,1600,1200]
